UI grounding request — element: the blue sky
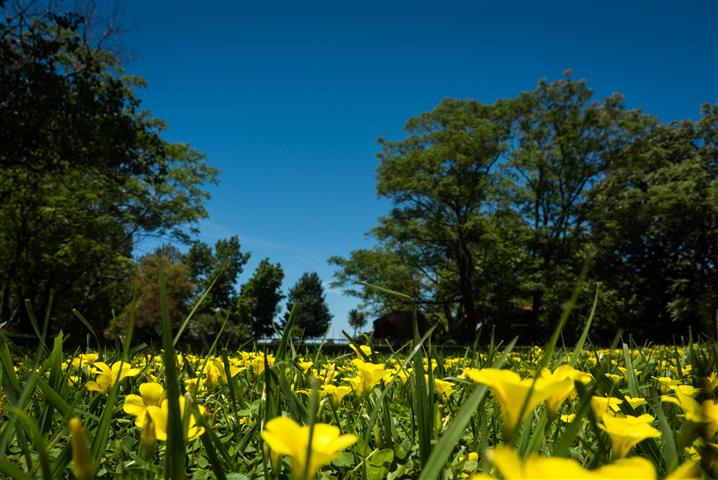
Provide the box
[118,1,717,337]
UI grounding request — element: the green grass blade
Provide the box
[173,276,217,346]
[570,286,599,366]
[90,311,134,465]
[655,401,678,473]
[356,280,413,301]
[7,407,51,479]
[418,337,517,480]
[159,261,186,480]
[72,309,100,347]
[0,459,31,480]
[621,343,641,398]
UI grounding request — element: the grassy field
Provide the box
[1,281,716,480]
[1,313,717,480]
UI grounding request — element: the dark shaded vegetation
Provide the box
[331,73,718,344]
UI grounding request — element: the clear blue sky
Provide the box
[118,1,717,337]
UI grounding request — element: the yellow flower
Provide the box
[662,392,718,440]
[624,396,647,409]
[348,359,388,397]
[184,377,206,395]
[261,416,358,480]
[539,365,591,415]
[320,384,352,408]
[349,344,373,359]
[71,353,100,370]
[466,368,572,437]
[69,418,95,480]
[598,414,661,458]
[590,396,623,419]
[298,360,314,374]
[145,396,205,442]
[204,358,242,386]
[486,445,656,479]
[705,372,718,395]
[605,373,623,384]
[654,376,681,394]
[85,361,139,394]
[670,385,701,397]
[123,382,166,427]
[560,413,576,423]
[617,367,640,382]
[429,376,455,401]
[384,366,412,384]
[665,458,701,480]
[141,413,156,449]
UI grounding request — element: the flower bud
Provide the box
[69,417,94,480]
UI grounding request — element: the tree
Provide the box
[329,247,424,317]
[508,72,626,324]
[348,308,367,337]
[590,105,718,340]
[106,246,193,342]
[236,259,285,339]
[332,99,514,339]
[180,236,251,346]
[282,272,332,339]
[185,236,250,314]
[0,3,217,339]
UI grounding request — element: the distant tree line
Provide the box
[331,71,718,344]
[0,2,332,345]
[105,240,331,347]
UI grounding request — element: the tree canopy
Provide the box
[332,74,718,343]
[0,3,216,339]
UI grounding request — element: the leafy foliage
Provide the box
[0,3,217,339]
[332,74,718,343]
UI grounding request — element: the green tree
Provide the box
[106,246,193,342]
[185,236,250,313]
[590,105,718,340]
[329,247,424,316]
[181,236,251,345]
[348,308,367,337]
[236,259,285,339]
[332,99,514,339]
[0,3,217,338]
[508,72,626,324]
[282,272,332,339]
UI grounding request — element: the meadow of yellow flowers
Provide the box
[2,321,717,480]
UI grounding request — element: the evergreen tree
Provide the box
[282,272,332,339]
[237,259,285,339]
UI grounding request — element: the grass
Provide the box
[0,293,716,479]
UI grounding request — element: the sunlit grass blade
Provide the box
[276,303,298,361]
[159,261,185,480]
[622,343,641,398]
[173,276,217,346]
[342,330,371,361]
[655,401,678,474]
[412,309,431,468]
[356,280,413,302]
[569,286,599,366]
